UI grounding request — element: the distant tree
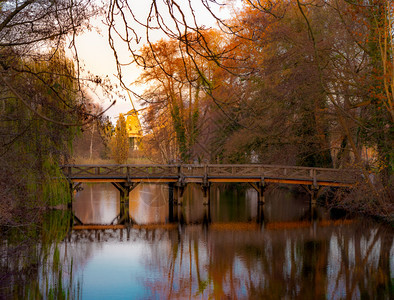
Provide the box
[136,35,220,163]
[111,113,129,164]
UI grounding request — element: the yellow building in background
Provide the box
[125,109,142,150]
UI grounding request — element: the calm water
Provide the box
[1,183,393,299]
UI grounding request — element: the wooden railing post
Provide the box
[127,166,130,183]
[177,164,181,178]
[312,169,318,189]
[203,164,208,187]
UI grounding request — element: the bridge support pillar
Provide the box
[311,188,319,206]
[202,184,211,225]
[176,182,186,206]
[202,184,210,206]
[112,182,139,204]
[257,203,265,224]
[168,183,178,222]
[173,185,179,205]
[169,183,174,222]
[118,200,132,225]
[203,202,211,225]
[249,179,267,205]
[176,174,186,206]
[301,185,321,206]
[259,183,266,205]
[310,203,318,221]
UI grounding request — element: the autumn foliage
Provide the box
[132,0,392,216]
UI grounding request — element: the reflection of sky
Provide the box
[74,183,119,224]
[59,222,394,299]
[129,184,168,224]
[75,242,159,300]
[65,185,394,299]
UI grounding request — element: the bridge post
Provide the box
[179,186,185,205]
[176,175,186,206]
[310,203,318,221]
[202,183,211,225]
[168,183,174,221]
[113,182,140,203]
[301,185,320,206]
[168,182,178,222]
[310,187,319,206]
[118,200,131,225]
[173,185,179,205]
[202,184,210,206]
[310,169,319,206]
[203,201,211,225]
[202,166,210,206]
[249,178,267,206]
[259,177,266,205]
[257,202,265,224]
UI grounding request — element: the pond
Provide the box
[1,183,393,299]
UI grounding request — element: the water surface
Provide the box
[1,183,393,299]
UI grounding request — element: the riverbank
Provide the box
[323,184,394,226]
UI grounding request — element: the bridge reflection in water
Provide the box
[67,183,393,299]
[73,182,332,228]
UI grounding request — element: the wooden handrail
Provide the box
[60,164,361,187]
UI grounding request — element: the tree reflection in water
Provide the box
[0,211,83,299]
[1,186,393,299]
[134,220,392,299]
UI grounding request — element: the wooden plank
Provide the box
[71,178,178,183]
[315,182,355,187]
[208,178,260,183]
[185,178,203,183]
[208,178,354,187]
[72,179,128,183]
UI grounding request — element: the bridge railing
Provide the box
[202,164,360,183]
[61,164,179,178]
[61,164,361,184]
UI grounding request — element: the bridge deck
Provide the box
[61,164,361,187]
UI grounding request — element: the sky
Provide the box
[72,0,235,123]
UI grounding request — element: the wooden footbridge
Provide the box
[62,164,361,209]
